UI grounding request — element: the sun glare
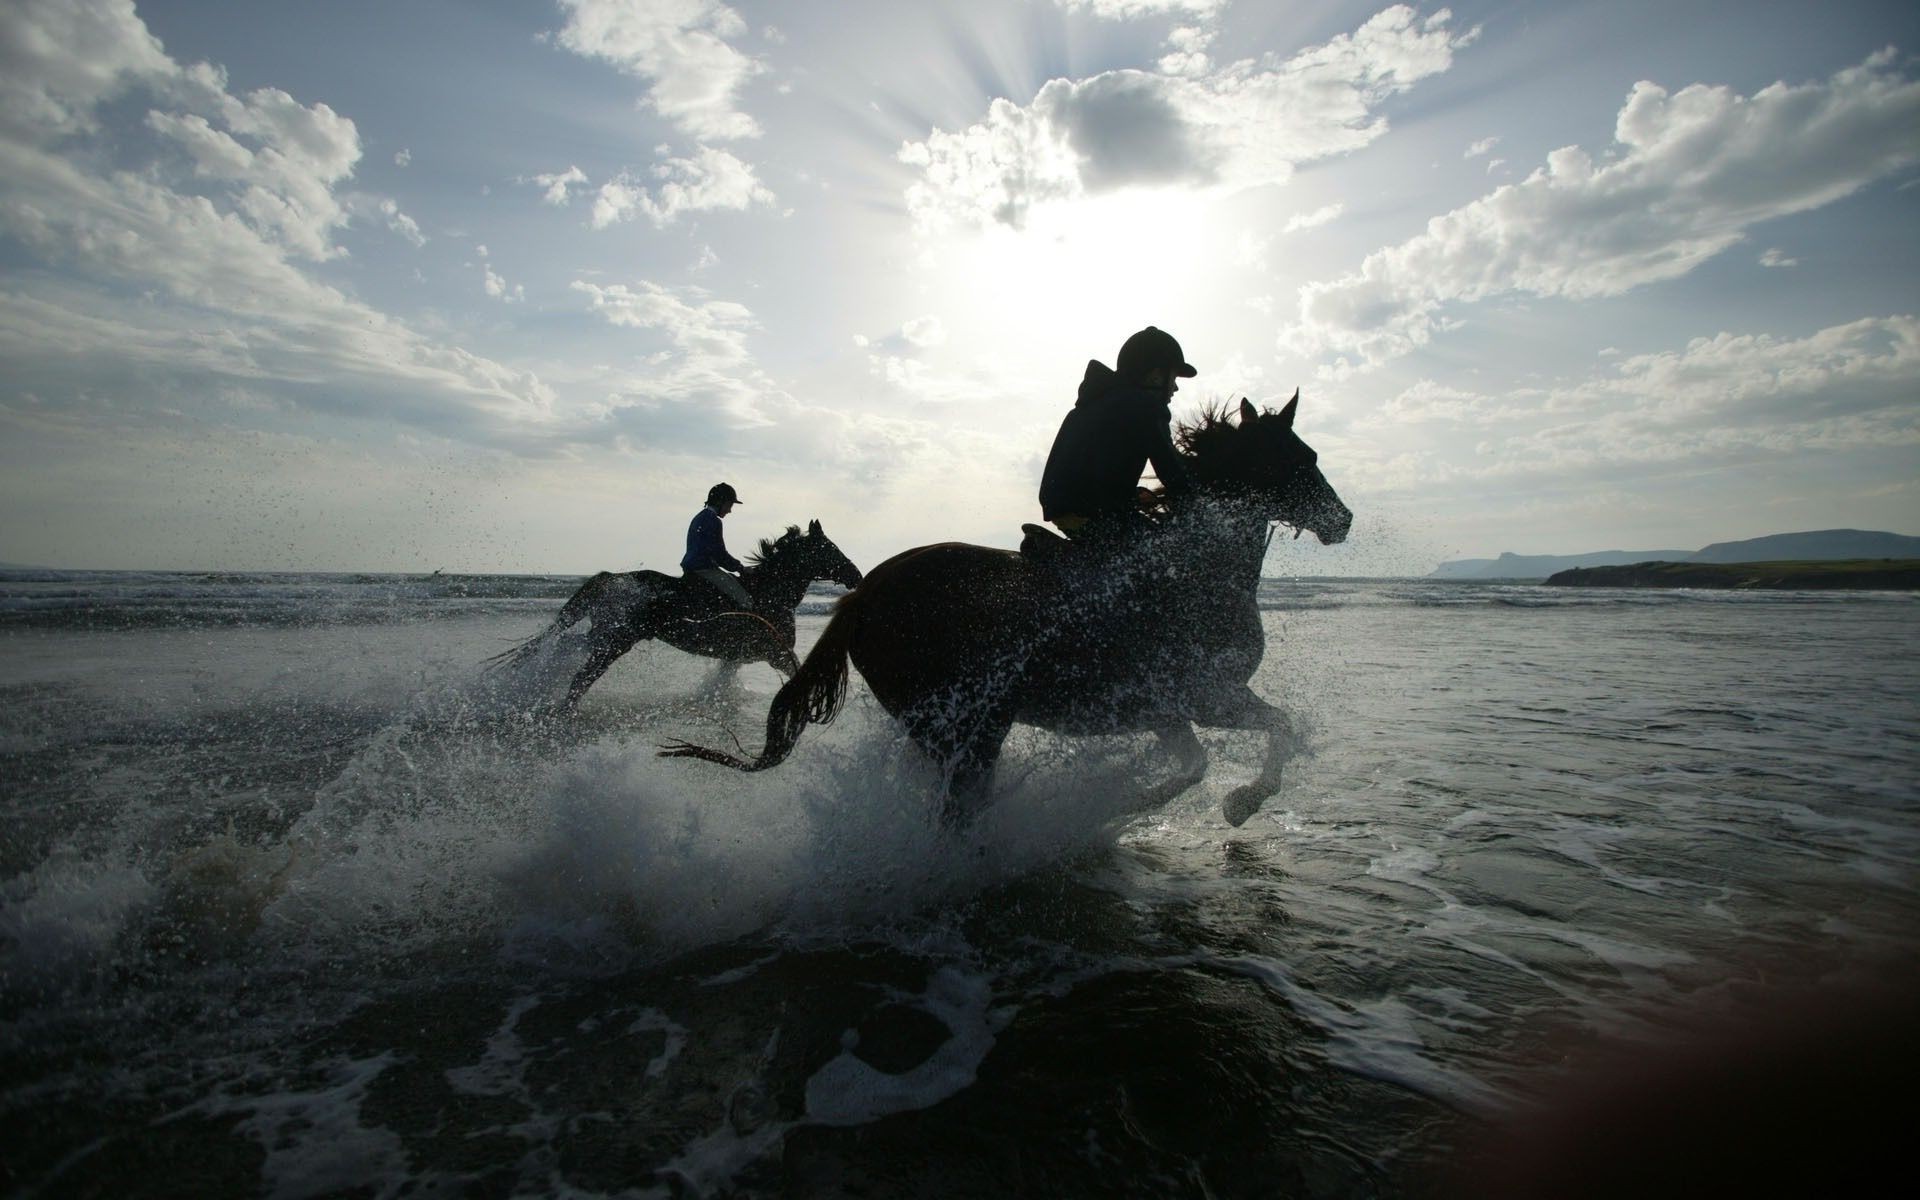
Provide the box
[933,187,1244,374]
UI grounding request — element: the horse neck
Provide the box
[744,552,809,610]
[1168,492,1274,590]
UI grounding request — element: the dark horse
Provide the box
[664,393,1351,826]
[489,520,863,708]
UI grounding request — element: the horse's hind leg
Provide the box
[561,626,643,710]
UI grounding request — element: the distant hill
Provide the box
[1547,559,1920,590]
[1431,529,1920,579]
[1430,549,1695,579]
[1688,529,1920,562]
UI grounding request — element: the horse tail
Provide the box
[482,572,616,669]
[659,589,861,771]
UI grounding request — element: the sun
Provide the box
[928,185,1246,371]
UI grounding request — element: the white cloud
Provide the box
[900,315,947,349]
[899,5,1469,233]
[0,0,173,139]
[1282,202,1344,232]
[572,279,756,365]
[350,194,425,246]
[1055,0,1230,19]
[1289,51,1920,371]
[1158,25,1217,77]
[533,164,589,205]
[0,0,555,445]
[1760,247,1798,268]
[483,265,524,302]
[1351,315,1920,489]
[589,145,774,228]
[553,0,763,141]
[1464,135,1499,159]
[393,147,411,167]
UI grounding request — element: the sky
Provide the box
[1,0,1917,575]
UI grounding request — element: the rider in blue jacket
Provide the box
[681,483,751,608]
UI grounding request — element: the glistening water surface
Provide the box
[2,571,1915,1196]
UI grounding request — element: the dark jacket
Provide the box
[680,506,743,572]
[1038,361,1192,522]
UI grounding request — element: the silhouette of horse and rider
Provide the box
[488,484,863,707]
[646,326,1353,826]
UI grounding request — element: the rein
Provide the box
[678,609,784,645]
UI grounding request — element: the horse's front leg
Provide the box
[1195,687,1299,827]
[1141,723,1208,807]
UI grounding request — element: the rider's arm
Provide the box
[710,519,745,573]
[1144,405,1192,495]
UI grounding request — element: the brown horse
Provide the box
[488,520,863,708]
[663,394,1351,826]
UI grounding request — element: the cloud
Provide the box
[393,147,410,167]
[854,315,961,397]
[553,0,764,141]
[484,265,524,302]
[1759,247,1797,268]
[0,0,173,139]
[1350,315,1920,493]
[1288,51,1920,372]
[1282,202,1344,232]
[899,5,1469,233]
[1055,0,1229,18]
[0,0,555,447]
[1464,135,1499,159]
[350,194,425,246]
[567,279,986,482]
[572,279,756,365]
[533,164,589,205]
[589,145,774,228]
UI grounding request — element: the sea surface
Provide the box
[2,568,1916,1197]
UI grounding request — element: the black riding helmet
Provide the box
[706,482,742,506]
[1116,326,1197,380]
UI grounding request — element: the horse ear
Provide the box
[1238,397,1258,425]
[1278,388,1299,429]
[809,519,821,535]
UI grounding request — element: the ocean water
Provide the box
[2,569,1916,1197]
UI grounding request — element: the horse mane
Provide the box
[745,525,804,568]
[1175,400,1271,466]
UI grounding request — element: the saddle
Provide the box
[1018,523,1074,568]
[662,574,755,623]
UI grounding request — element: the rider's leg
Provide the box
[689,567,751,609]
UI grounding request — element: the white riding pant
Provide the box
[688,567,751,608]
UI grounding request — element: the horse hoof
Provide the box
[1222,788,1264,827]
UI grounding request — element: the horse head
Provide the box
[800,519,864,589]
[1181,390,1352,544]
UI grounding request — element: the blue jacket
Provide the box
[680,506,744,572]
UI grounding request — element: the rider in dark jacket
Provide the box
[1038,326,1196,543]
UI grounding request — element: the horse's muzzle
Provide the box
[1315,502,1354,545]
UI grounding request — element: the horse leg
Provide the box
[1140,723,1209,808]
[561,624,644,710]
[1200,690,1299,827]
[905,697,1013,828]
